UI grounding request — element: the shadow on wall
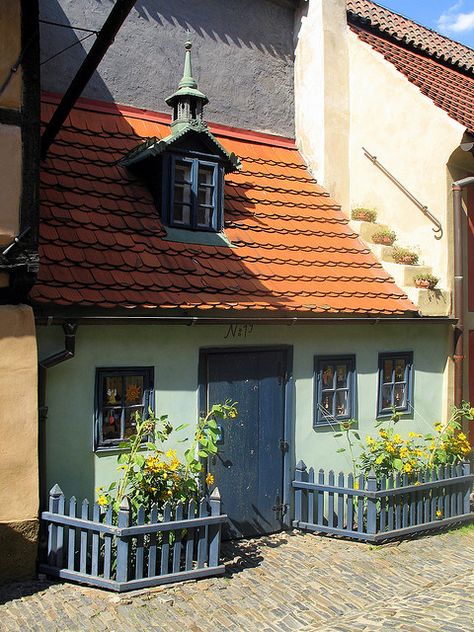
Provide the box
[39,0,295,134]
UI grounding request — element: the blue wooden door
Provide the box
[203,349,287,539]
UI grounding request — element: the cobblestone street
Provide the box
[1,528,474,631]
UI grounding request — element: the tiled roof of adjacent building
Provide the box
[347,0,474,72]
[347,1,474,134]
[31,94,416,317]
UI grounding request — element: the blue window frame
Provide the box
[314,356,356,427]
[95,367,154,451]
[165,154,223,231]
[377,352,413,416]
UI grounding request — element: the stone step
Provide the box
[368,242,396,262]
[350,220,391,243]
[383,262,432,288]
[405,287,451,317]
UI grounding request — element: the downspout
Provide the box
[38,322,78,512]
[452,177,474,406]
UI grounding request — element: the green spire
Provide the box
[165,39,209,133]
[179,40,197,90]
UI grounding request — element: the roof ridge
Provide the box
[41,91,296,149]
[347,0,474,73]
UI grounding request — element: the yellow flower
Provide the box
[435,509,443,519]
[205,472,215,486]
[400,447,409,459]
[415,449,423,458]
[435,423,443,432]
[379,429,388,438]
[97,495,108,507]
[470,408,474,417]
[354,481,359,490]
[404,463,413,473]
[166,449,177,460]
[458,432,467,441]
[229,409,237,419]
[366,435,375,445]
[408,432,422,438]
[393,434,402,443]
[414,481,421,486]
[386,442,396,454]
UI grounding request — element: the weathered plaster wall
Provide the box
[0,305,39,583]
[0,1,22,109]
[39,0,295,136]
[348,31,466,290]
[38,322,449,503]
[0,124,22,247]
[294,0,350,212]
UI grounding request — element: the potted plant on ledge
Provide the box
[392,245,419,265]
[351,207,377,222]
[413,273,439,290]
[372,229,397,246]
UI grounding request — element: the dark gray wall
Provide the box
[39,0,296,136]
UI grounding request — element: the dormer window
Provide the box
[121,40,240,235]
[168,155,222,231]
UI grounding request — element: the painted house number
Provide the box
[224,323,254,339]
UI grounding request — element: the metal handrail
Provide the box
[362,147,443,240]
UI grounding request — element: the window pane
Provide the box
[102,408,121,441]
[173,203,191,225]
[125,376,143,405]
[174,183,191,204]
[336,364,348,388]
[124,407,143,438]
[393,383,407,408]
[383,359,393,383]
[322,365,334,388]
[381,384,393,409]
[335,390,349,416]
[197,206,212,227]
[175,161,192,182]
[198,186,213,206]
[321,392,334,416]
[198,165,214,186]
[394,358,406,381]
[104,376,122,405]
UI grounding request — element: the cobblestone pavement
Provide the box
[1,527,474,631]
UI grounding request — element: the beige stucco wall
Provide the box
[0,305,38,522]
[0,123,22,247]
[294,0,350,212]
[348,31,466,290]
[0,1,22,110]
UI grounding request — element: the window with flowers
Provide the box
[377,352,413,416]
[95,367,154,451]
[314,356,356,427]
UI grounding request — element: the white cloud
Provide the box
[437,2,474,33]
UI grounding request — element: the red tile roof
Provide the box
[31,94,416,317]
[347,0,474,72]
[350,24,474,134]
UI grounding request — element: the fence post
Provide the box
[116,496,131,584]
[463,461,471,514]
[294,460,307,526]
[47,484,63,567]
[208,487,222,569]
[366,470,377,536]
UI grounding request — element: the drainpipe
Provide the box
[40,0,138,159]
[452,177,474,406]
[38,322,78,512]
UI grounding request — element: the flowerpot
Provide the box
[374,236,395,246]
[415,279,436,290]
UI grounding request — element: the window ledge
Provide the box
[163,226,235,248]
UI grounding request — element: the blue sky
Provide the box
[377,0,474,48]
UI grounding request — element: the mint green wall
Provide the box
[38,322,449,502]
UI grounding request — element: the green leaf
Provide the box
[117,453,128,464]
[175,423,188,432]
[393,459,403,471]
[198,450,208,458]
[336,448,346,453]
[333,433,343,438]
[376,455,385,465]
[352,432,361,441]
